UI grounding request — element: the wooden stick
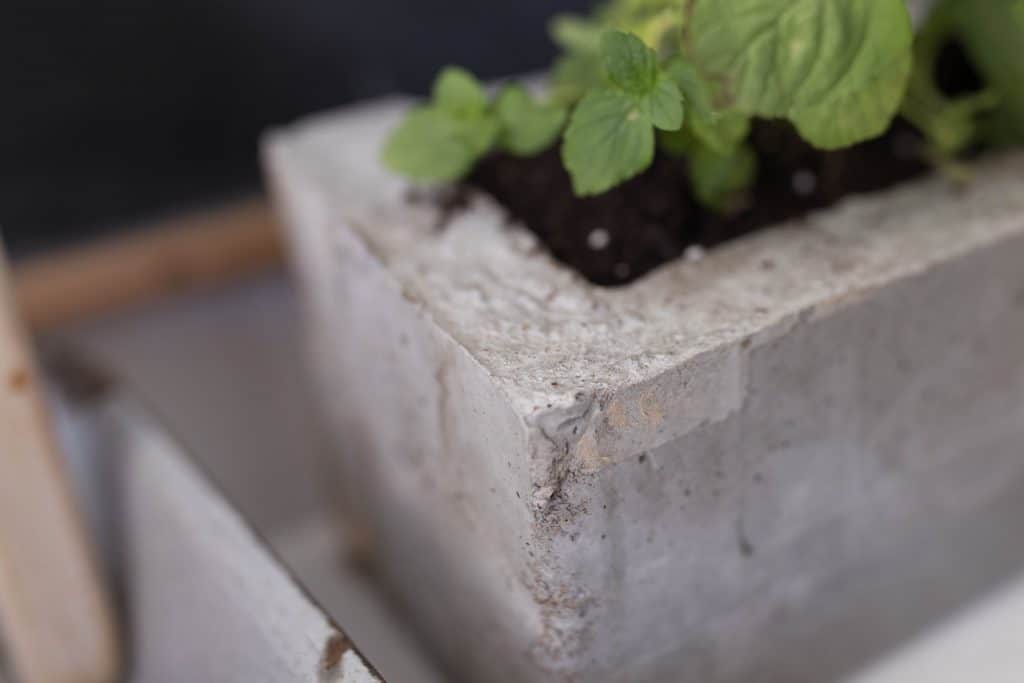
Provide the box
[13,197,283,333]
[0,245,120,682]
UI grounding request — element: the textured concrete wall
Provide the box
[559,238,1024,681]
[268,116,546,681]
[265,102,1024,682]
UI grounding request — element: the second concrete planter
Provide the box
[266,100,1024,683]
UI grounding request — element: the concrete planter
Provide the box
[265,101,1024,683]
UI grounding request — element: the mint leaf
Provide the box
[601,30,659,93]
[688,142,758,211]
[645,73,685,131]
[383,109,493,182]
[664,58,714,126]
[905,88,1000,156]
[562,31,685,195]
[900,4,999,156]
[383,68,498,183]
[562,90,655,195]
[548,5,682,105]
[789,55,912,149]
[664,57,750,153]
[548,14,608,104]
[691,111,750,155]
[683,0,914,149]
[550,53,603,105]
[933,0,1024,145]
[550,14,604,54]
[495,85,568,156]
[599,0,683,52]
[433,67,489,116]
[657,110,750,159]
[629,6,682,54]
[658,55,755,208]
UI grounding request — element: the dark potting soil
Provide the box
[466,121,931,286]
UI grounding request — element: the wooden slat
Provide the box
[0,246,120,682]
[12,198,284,332]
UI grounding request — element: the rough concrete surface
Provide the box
[265,100,1024,682]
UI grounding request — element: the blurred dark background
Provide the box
[2,0,591,257]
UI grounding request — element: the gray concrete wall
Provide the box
[266,101,1024,682]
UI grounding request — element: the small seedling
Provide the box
[384,0,1024,209]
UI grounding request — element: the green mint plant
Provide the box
[383,68,565,183]
[682,0,913,150]
[383,0,1024,208]
[561,31,684,195]
[902,2,999,159]
[495,85,569,157]
[908,0,1024,150]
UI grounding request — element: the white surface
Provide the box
[848,573,1024,683]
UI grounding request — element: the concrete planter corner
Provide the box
[264,100,1024,683]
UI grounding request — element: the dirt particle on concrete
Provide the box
[400,286,422,305]
[736,519,755,558]
[320,633,351,673]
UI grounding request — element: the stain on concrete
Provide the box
[639,391,665,427]
[736,517,755,558]
[319,632,351,677]
[605,400,629,430]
